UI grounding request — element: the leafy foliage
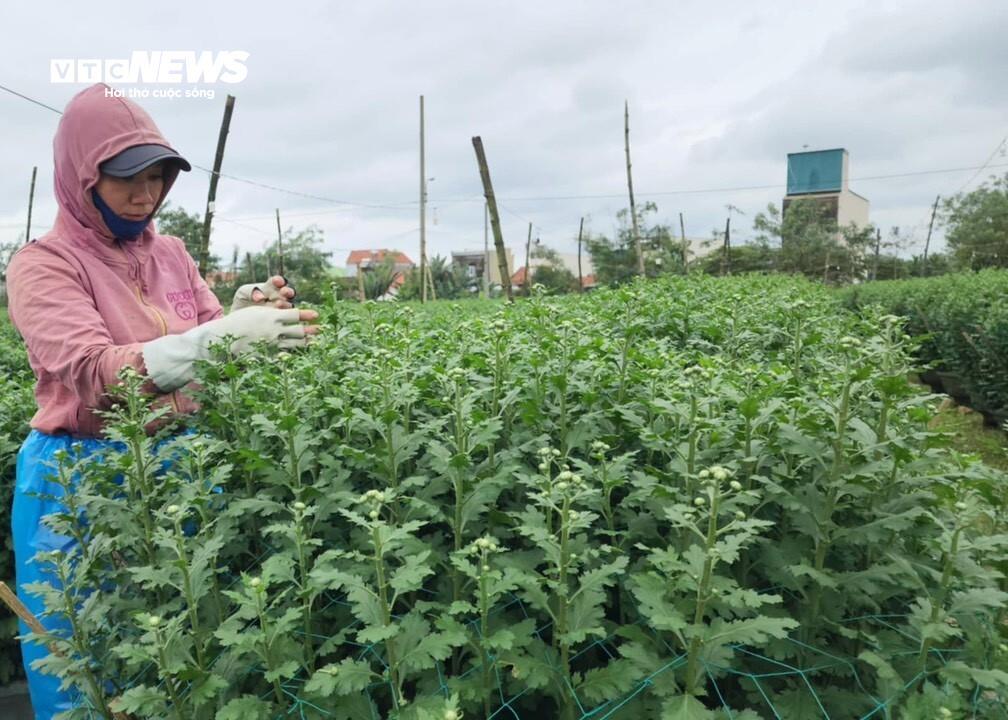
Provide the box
[586,202,686,285]
[0,319,32,683]
[842,269,1008,423]
[942,173,1008,270]
[2,275,1007,719]
[155,202,220,272]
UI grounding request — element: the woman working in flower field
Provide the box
[5,82,319,719]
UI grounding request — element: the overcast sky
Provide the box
[2,0,1006,268]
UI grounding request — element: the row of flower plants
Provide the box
[16,274,1008,719]
[841,269,1008,425]
[0,316,34,684]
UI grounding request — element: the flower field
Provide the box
[3,274,1008,719]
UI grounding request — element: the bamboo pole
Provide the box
[524,222,533,295]
[275,208,285,278]
[471,137,513,302]
[624,101,644,277]
[679,212,688,273]
[199,94,236,276]
[419,95,427,303]
[357,262,366,302]
[576,217,584,292]
[25,166,37,245]
[923,194,940,276]
[425,258,437,301]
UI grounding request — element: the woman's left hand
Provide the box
[231,276,296,311]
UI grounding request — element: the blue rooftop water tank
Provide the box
[787,149,845,195]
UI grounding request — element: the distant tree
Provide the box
[0,236,22,305]
[210,225,334,305]
[360,256,399,300]
[398,254,471,300]
[155,203,220,271]
[587,202,685,285]
[696,243,778,275]
[530,245,578,294]
[752,199,874,283]
[942,173,1008,269]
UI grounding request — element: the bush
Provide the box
[6,277,1007,717]
[0,318,33,683]
[842,270,1008,423]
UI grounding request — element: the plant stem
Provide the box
[685,488,719,696]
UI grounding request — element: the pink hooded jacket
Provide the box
[6,83,223,437]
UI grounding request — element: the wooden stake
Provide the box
[199,94,235,277]
[471,137,513,302]
[25,166,37,245]
[679,212,688,272]
[923,194,940,276]
[483,203,490,298]
[524,222,533,295]
[624,101,645,277]
[419,95,427,303]
[576,216,584,292]
[245,251,255,284]
[0,581,48,640]
[425,258,437,301]
[275,208,285,278]
[872,228,881,281]
[722,216,731,276]
[357,262,366,302]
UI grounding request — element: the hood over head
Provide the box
[52,83,186,257]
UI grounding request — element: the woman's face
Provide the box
[93,162,165,220]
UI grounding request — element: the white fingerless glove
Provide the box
[143,307,310,392]
[231,279,295,311]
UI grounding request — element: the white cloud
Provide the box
[1,0,1005,261]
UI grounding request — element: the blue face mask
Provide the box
[91,189,151,241]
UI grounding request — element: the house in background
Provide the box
[451,248,514,286]
[345,249,415,276]
[511,266,598,290]
[783,148,869,228]
[512,252,597,289]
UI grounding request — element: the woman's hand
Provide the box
[231,275,297,311]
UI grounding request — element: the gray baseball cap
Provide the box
[100,144,192,177]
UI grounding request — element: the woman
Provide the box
[5,82,319,718]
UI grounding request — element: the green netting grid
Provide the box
[62,598,984,720]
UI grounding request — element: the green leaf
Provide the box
[576,658,641,704]
[189,673,229,708]
[661,694,715,719]
[264,659,300,683]
[942,660,1008,691]
[303,658,377,697]
[111,684,167,716]
[216,695,274,720]
[389,550,433,597]
[703,615,798,646]
[631,572,688,636]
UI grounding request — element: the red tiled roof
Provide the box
[581,274,597,287]
[346,249,414,266]
[512,266,528,285]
